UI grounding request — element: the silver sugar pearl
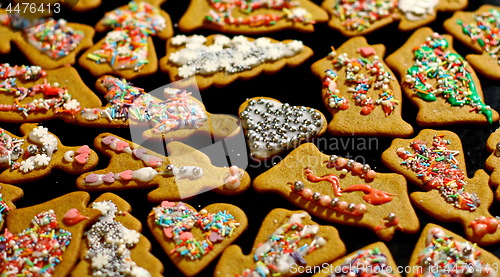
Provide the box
[312,192,321,201]
[347,203,356,211]
[387,213,396,221]
[330,197,340,207]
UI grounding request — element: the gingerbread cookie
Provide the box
[0,11,94,69]
[386,27,499,126]
[78,0,173,79]
[76,133,250,201]
[484,127,500,200]
[71,193,163,277]
[178,0,328,34]
[1,191,101,276]
[239,97,327,160]
[444,5,500,81]
[160,34,313,90]
[215,208,345,277]
[0,183,23,229]
[148,201,248,276]
[311,242,401,277]
[0,64,102,123]
[254,143,419,241]
[311,36,413,137]
[407,224,500,276]
[322,0,468,36]
[0,123,98,185]
[382,129,500,246]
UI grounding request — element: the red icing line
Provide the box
[343,184,394,205]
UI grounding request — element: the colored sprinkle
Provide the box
[333,0,398,32]
[396,135,480,211]
[0,64,46,81]
[328,248,396,277]
[0,193,11,223]
[404,32,493,124]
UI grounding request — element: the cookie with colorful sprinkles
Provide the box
[148,201,248,276]
[0,183,23,230]
[0,10,94,69]
[160,34,313,90]
[178,0,328,34]
[76,133,250,201]
[0,123,98,185]
[71,193,163,277]
[0,191,101,276]
[407,224,500,276]
[253,143,420,241]
[311,241,401,277]
[214,208,345,277]
[386,27,499,126]
[382,129,500,246]
[444,5,500,81]
[484,127,500,200]
[78,0,173,80]
[311,36,413,138]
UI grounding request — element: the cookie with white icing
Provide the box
[76,133,251,201]
[0,123,98,185]
[239,97,327,160]
[160,34,314,90]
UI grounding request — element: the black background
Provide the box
[1,0,500,276]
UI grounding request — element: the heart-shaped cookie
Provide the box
[215,208,345,277]
[239,97,327,160]
[147,201,248,276]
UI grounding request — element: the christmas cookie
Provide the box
[74,76,241,141]
[322,0,468,36]
[71,193,163,277]
[76,133,250,201]
[311,242,401,277]
[0,184,23,230]
[0,64,102,123]
[215,208,346,277]
[386,27,499,126]
[254,143,419,241]
[78,0,173,79]
[0,123,98,185]
[311,36,413,137]
[0,191,101,276]
[178,0,328,34]
[148,201,248,276]
[485,127,500,200]
[407,224,500,276]
[159,34,313,90]
[444,5,500,81]
[0,11,94,69]
[382,129,500,246]
[239,97,327,160]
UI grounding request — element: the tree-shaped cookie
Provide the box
[311,242,401,277]
[178,0,328,34]
[76,133,250,201]
[78,0,173,79]
[444,5,500,81]
[254,143,419,241]
[0,10,94,69]
[484,127,500,200]
[72,193,163,276]
[160,34,313,90]
[407,224,500,276]
[0,183,23,230]
[311,36,413,137]
[0,64,103,123]
[0,191,101,276]
[322,0,468,36]
[0,123,98,184]
[148,201,248,276]
[382,129,500,246]
[215,208,346,277]
[74,75,241,141]
[386,27,499,126]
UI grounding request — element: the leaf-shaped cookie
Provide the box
[254,143,419,241]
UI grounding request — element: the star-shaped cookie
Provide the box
[254,143,420,241]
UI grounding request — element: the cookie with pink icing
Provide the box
[76,133,251,202]
[0,123,98,185]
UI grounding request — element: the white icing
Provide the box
[84,167,160,186]
[64,150,75,162]
[165,165,204,180]
[398,0,438,21]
